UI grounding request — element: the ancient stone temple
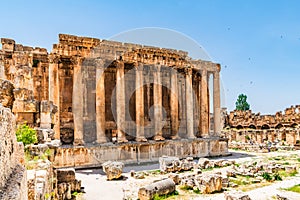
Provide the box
[0,34,229,168]
[224,106,300,146]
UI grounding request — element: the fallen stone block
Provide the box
[159,156,181,172]
[194,174,222,194]
[102,161,124,180]
[138,178,175,200]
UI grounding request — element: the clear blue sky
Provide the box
[1,0,300,114]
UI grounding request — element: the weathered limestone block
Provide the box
[27,170,36,200]
[102,161,124,180]
[0,79,14,108]
[159,156,181,172]
[0,105,27,200]
[168,173,180,185]
[181,158,194,171]
[285,165,297,174]
[57,168,76,183]
[40,100,57,129]
[36,128,55,143]
[56,168,82,199]
[138,178,175,200]
[194,174,222,194]
[12,99,38,112]
[224,191,252,200]
[198,158,210,169]
[1,38,15,51]
[13,88,34,101]
[0,164,28,200]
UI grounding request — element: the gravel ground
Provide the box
[76,150,300,200]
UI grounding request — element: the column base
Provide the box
[171,135,180,140]
[117,130,128,143]
[73,139,85,146]
[136,137,147,142]
[201,134,210,139]
[154,135,165,141]
[96,137,108,144]
[117,138,129,143]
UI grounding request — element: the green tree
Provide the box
[16,123,37,145]
[235,94,250,111]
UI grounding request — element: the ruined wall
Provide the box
[0,38,49,126]
[0,104,27,200]
[224,106,300,145]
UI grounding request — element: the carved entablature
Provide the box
[49,54,61,64]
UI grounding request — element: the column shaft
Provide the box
[200,70,209,137]
[49,57,60,140]
[72,57,84,145]
[96,60,107,143]
[116,61,128,143]
[213,71,221,135]
[135,64,147,142]
[185,68,195,139]
[153,65,165,141]
[170,68,179,139]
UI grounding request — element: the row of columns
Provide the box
[50,57,221,145]
[93,61,221,144]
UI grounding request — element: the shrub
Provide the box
[262,172,272,181]
[273,173,282,181]
[16,123,37,145]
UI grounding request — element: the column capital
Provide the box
[201,69,208,76]
[133,62,144,71]
[184,67,193,75]
[49,55,60,64]
[70,56,84,65]
[116,61,124,70]
[213,71,220,78]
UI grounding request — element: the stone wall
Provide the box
[52,138,229,168]
[0,104,27,200]
[224,106,300,145]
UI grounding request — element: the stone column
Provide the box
[213,71,221,136]
[135,63,147,142]
[96,59,107,143]
[49,55,60,140]
[200,69,209,137]
[185,67,195,139]
[153,65,165,141]
[72,56,84,146]
[170,68,179,139]
[116,61,128,143]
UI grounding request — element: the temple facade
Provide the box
[0,34,228,167]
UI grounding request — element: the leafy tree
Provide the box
[16,123,37,145]
[235,94,250,111]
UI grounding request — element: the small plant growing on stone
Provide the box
[273,173,282,181]
[262,172,272,181]
[16,123,37,146]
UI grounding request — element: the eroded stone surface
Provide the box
[138,178,175,200]
[102,161,124,180]
[0,104,27,200]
